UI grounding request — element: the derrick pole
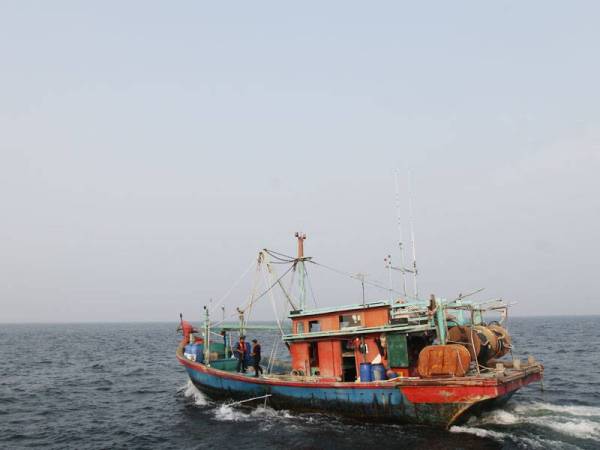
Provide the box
[295,232,307,310]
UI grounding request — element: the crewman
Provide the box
[251,338,263,377]
[234,335,247,373]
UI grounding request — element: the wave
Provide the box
[513,401,600,418]
[528,417,600,440]
[213,404,247,422]
[449,425,508,441]
[451,401,600,444]
[450,426,577,450]
[490,402,600,440]
[179,380,209,406]
[213,403,294,426]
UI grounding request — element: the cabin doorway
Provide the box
[341,339,357,381]
[309,341,319,376]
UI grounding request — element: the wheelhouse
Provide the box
[284,300,438,381]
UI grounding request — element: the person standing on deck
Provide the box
[234,336,247,373]
[251,339,263,377]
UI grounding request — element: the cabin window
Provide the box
[309,320,321,332]
[339,314,362,329]
[296,322,305,334]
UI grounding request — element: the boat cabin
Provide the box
[283,300,437,381]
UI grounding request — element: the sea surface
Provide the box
[1,316,599,449]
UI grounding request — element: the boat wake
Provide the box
[450,401,600,448]
[213,403,294,426]
[179,380,296,428]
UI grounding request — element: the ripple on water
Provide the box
[1,319,599,449]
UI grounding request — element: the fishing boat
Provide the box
[176,233,543,428]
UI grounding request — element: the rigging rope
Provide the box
[241,264,295,316]
[209,263,294,330]
[263,249,296,262]
[304,264,319,308]
[209,258,257,314]
[265,248,405,298]
[307,260,406,296]
[261,263,285,337]
[267,338,280,374]
[209,247,409,333]
[243,257,265,327]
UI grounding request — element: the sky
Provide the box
[1,1,599,323]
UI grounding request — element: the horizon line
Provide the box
[1,313,598,325]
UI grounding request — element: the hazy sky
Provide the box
[1,2,599,322]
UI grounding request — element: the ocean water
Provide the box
[1,316,599,449]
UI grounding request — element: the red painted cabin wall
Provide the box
[290,342,309,373]
[363,308,390,328]
[317,340,342,377]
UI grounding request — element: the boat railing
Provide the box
[390,302,431,326]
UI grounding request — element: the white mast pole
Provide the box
[394,170,408,297]
[408,171,419,299]
[295,232,307,310]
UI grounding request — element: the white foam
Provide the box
[464,401,600,442]
[212,403,295,424]
[514,402,600,418]
[477,409,519,425]
[517,436,579,450]
[214,404,248,421]
[180,380,209,406]
[528,417,600,440]
[451,424,584,449]
[249,406,294,420]
[450,425,507,441]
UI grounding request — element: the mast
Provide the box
[236,307,245,335]
[203,305,211,367]
[384,254,393,302]
[356,273,366,307]
[407,171,419,298]
[394,170,408,297]
[295,232,307,310]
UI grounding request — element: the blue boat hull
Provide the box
[177,347,539,428]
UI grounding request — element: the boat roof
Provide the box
[288,300,390,318]
[214,324,287,332]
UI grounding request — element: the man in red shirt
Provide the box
[234,336,247,373]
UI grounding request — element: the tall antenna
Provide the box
[394,170,408,297]
[407,171,419,298]
[355,273,367,307]
[295,232,307,310]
